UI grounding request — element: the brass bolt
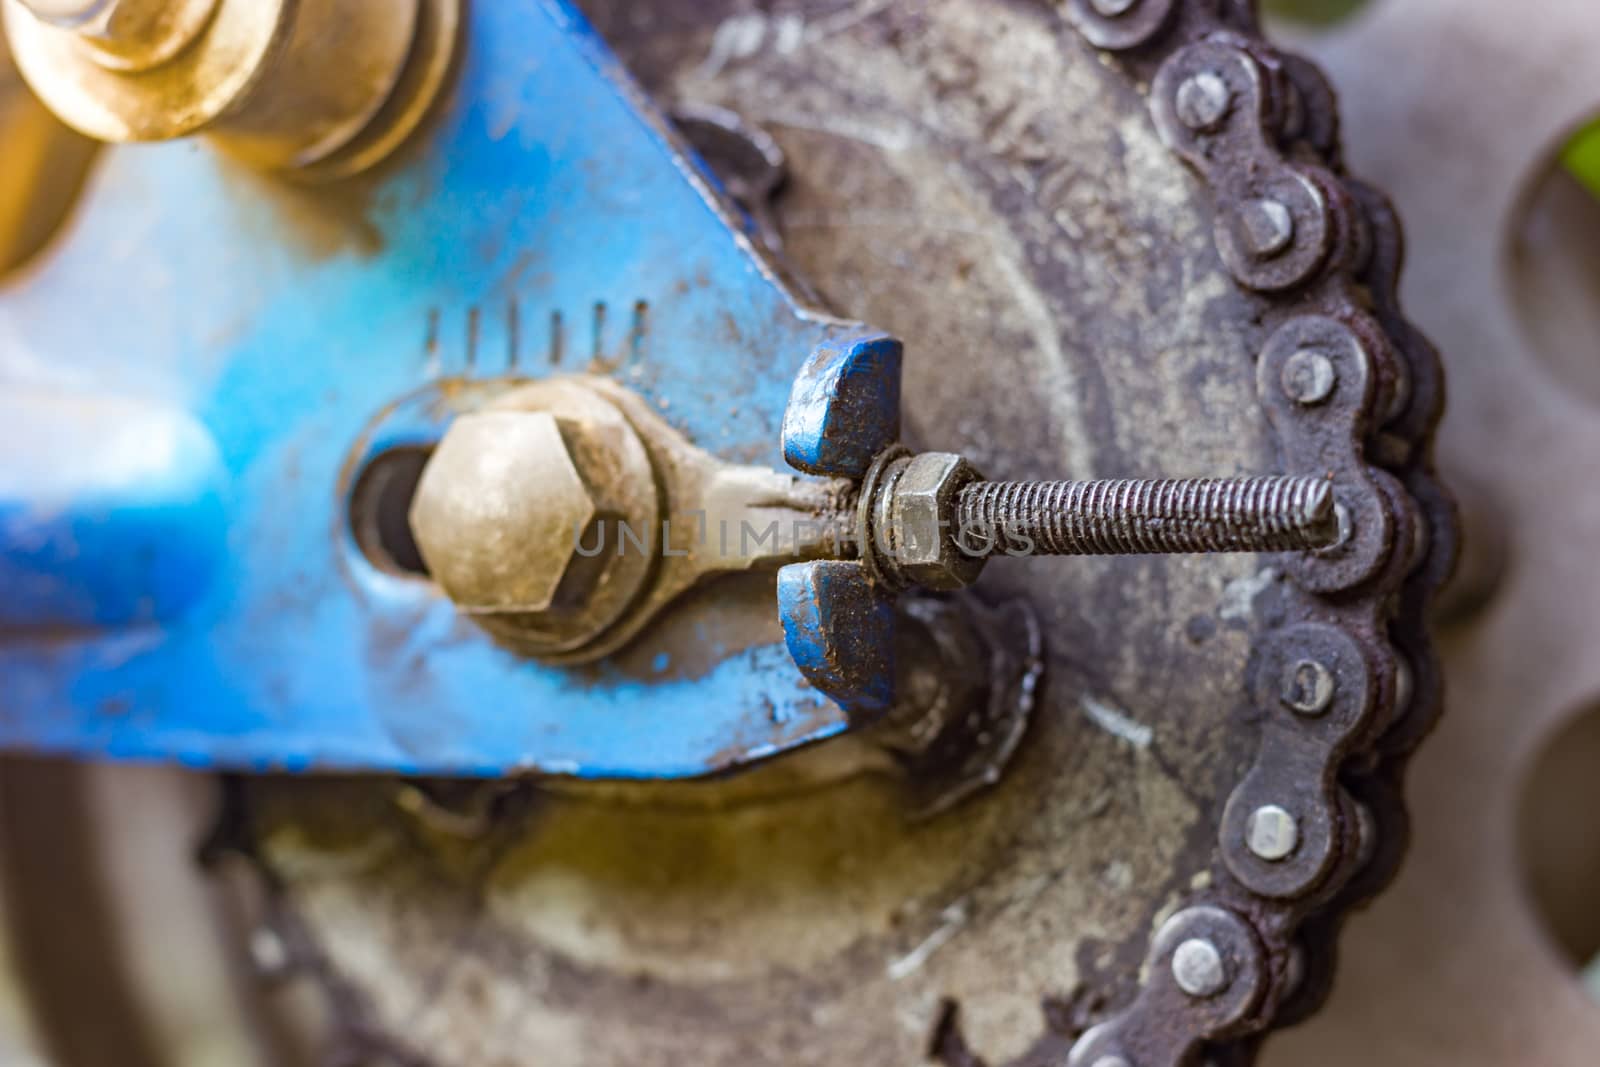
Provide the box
[2,0,460,177]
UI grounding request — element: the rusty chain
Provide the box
[1053,2,1456,1065]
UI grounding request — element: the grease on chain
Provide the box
[1055,3,1454,1067]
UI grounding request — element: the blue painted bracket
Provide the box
[0,0,892,778]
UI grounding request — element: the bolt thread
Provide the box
[954,476,1334,557]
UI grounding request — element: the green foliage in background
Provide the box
[1262,0,1368,27]
[1563,121,1600,201]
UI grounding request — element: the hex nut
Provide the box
[884,451,985,590]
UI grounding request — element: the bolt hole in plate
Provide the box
[1505,116,1600,408]
[348,445,433,578]
[1519,700,1600,1003]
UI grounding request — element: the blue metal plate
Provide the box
[0,0,864,777]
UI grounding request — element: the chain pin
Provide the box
[1246,804,1300,862]
[1171,937,1231,998]
[1175,70,1232,131]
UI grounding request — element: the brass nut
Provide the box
[885,451,985,591]
[16,0,222,73]
[2,0,460,177]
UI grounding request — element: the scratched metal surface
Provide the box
[242,2,1301,1063]
[0,0,872,777]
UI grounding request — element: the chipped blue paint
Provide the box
[777,560,895,716]
[781,332,903,478]
[0,0,899,778]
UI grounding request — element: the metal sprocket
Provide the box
[213,3,1454,1064]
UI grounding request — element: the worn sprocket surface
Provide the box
[213,3,1454,1065]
